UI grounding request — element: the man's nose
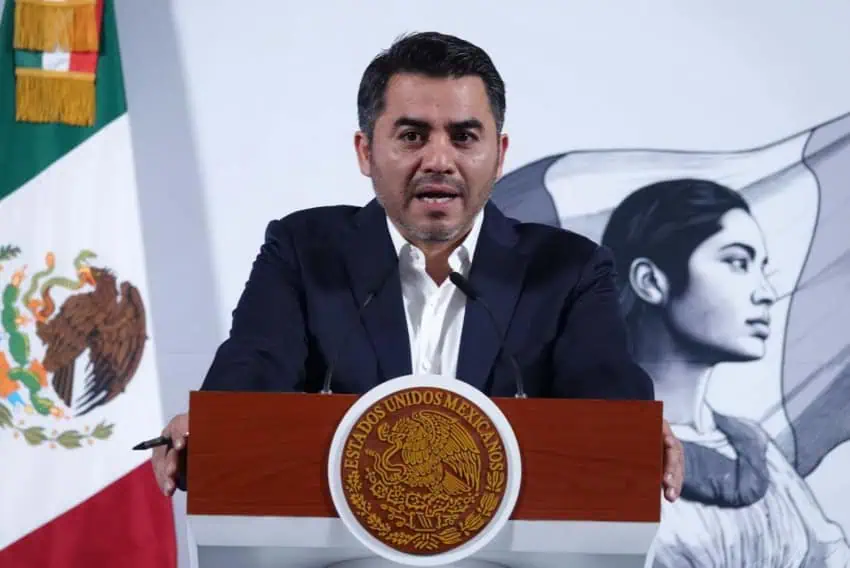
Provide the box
[420,136,455,174]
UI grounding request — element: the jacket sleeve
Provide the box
[550,244,655,400]
[200,219,308,392]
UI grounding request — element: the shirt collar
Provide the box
[386,208,485,273]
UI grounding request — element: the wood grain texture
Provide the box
[186,391,662,522]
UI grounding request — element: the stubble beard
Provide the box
[373,176,472,244]
[371,150,500,245]
[400,216,465,244]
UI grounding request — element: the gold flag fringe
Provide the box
[14,0,99,52]
[15,69,96,127]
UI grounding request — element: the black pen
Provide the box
[132,436,173,451]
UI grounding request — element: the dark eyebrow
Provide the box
[394,117,430,130]
[392,117,484,131]
[450,119,484,131]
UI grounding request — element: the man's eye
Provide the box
[401,131,422,142]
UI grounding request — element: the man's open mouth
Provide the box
[414,187,460,204]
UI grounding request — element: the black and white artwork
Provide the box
[492,112,850,567]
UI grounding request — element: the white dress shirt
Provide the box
[385,210,484,378]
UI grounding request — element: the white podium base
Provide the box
[188,515,658,568]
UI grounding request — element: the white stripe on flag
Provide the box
[41,50,71,72]
[0,115,168,549]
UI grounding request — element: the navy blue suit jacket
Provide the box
[200,199,653,400]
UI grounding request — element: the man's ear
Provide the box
[354,131,372,177]
[495,132,509,178]
[629,257,670,306]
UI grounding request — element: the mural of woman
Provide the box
[600,178,849,567]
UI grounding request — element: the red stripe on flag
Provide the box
[70,0,104,73]
[69,53,97,73]
[0,461,177,568]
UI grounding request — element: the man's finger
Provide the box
[666,441,679,471]
[160,449,178,496]
[173,434,187,451]
[165,449,178,477]
[167,415,190,451]
[664,441,679,475]
[152,446,167,472]
[661,425,683,502]
[151,446,167,489]
[163,427,182,448]
[664,451,679,500]
[676,439,686,485]
[155,413,189,497]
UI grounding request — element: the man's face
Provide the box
[355,73,508,246]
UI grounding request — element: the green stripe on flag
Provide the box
[0,0,127,200]
[14,50,42,69]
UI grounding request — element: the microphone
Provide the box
[320,259,401,394]
[449,271,527,399]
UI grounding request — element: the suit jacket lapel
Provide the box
[456,202,528,392]
[342,200,412,384]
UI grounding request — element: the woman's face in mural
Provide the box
[667,208,777,362]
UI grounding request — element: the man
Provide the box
[152,32,684,502]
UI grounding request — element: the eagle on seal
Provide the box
[369,409,482,496]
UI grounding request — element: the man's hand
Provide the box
[662,419,684,502]
[152,413,189,497]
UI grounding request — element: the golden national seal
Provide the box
[340,386,509,555]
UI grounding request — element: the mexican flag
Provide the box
[0,0,177,566]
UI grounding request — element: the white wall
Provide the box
[115,2,850,567]
[167,0,850,335]
[115,4,223,567]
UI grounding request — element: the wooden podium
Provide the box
[185,386,663,568]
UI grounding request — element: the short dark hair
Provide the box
[357,32,506,140]
[600,178,751,330]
